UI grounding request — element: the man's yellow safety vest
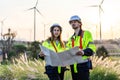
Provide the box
[66,30,96,73]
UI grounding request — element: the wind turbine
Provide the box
[0,18,6,40]
[88,0,104,42]
[27,0,43,41]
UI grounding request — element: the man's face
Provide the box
[70,20,81,29]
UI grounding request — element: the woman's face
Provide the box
[52,27,61,38]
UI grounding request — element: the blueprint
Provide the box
[39,45,88,66]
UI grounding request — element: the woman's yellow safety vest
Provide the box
[42,40,65,73]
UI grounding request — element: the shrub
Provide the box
[7,44,27,60]
[91,56,120,80]
[96,46,108,58]
[0,65,14,80]
[28,41,41,59]
[90,67,119,80]
[13,44,27,53]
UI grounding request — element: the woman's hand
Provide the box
[39,51,45,57]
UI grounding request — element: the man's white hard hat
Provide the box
[69,15,81,23]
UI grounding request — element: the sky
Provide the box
[0,0,120,41]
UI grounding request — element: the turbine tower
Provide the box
[88,0,104,41]
[27,0,43,41]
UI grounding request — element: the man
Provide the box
[66,15,96,80]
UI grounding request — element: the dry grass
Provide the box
[0,55,120,80]
[91,56,120,79]
[7,54,48,80]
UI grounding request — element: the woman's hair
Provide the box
[47,25,65,48]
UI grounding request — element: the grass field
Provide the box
[0,55,120,80]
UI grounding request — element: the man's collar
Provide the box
[74,29,82,36]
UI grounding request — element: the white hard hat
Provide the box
[51,23,61,27]
[50,23,62,32]
[69,15,81,23]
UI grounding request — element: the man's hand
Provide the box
[76,50,84,56]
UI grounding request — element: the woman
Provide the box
[40,23,66,80]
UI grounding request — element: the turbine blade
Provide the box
[87,5,98,7]
[35,0,38,7]
[36,8,44,17]
[100,0,104,5]
[27,7,34,11]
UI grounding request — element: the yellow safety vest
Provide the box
[42,40,65,73]
[66,30,96,73]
